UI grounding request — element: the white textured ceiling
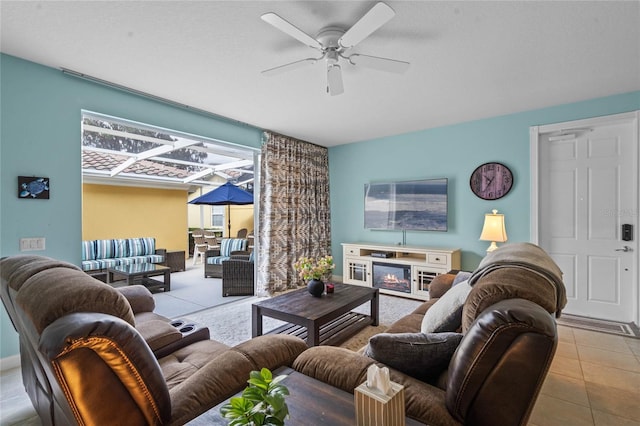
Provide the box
[1,1,638,147]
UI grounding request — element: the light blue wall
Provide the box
[329,91,640,273]
[0,54,262,358]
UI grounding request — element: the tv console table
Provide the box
[342,242,461,300]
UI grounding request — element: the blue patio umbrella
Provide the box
[189,182,254,237]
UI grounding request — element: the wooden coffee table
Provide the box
[188,367,422,425]
[106,263,171,292]
[252,283,378,346]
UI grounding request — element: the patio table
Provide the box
[106,263,171,292]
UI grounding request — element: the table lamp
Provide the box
[480,209,507,252]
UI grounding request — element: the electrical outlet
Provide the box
[20,237,46,251]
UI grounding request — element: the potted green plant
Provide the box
[220,368,290,426]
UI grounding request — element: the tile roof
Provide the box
[82,150,192,179]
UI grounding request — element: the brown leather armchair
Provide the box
[1,255,307,425]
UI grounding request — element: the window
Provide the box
[211,206,225,228]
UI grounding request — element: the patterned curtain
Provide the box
[257,132,331,294]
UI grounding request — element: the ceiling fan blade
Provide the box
[339,2,395,49]
[349,54,410,73]
[327,64,344,96]
[262,58,319,76]
[261,12,323,50]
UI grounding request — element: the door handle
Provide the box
[615,246,632,252]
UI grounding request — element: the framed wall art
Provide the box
[18,176,50,199]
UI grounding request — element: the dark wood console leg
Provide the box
[252,304,263,337]
[371,289,379,326]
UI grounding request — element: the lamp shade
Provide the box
[479,209,507,252]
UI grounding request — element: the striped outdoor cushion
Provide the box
[146,254,164,264]
[81,240,96,261]
[112,239,128,258]
[81,260,101,271]
[220,239,248,257]
[127,237,156,256]
[94,240,114,260]
[128,256,148,264]
[115,257,136,267]
[125,255,163,264]
[206,256,231,265]
[97,258,118,269]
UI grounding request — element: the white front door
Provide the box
[534,112,638,322]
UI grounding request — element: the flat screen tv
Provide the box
[364,178,448,231]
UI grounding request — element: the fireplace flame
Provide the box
[384,274,399,283]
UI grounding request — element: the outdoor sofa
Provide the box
[81,237,166,274]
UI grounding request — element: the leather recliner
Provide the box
[1,255,307,425]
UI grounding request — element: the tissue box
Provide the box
[354,381,405,426]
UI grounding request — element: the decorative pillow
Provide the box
[421,280,471,333]
[364,332,463,381]
[452,271,472,286]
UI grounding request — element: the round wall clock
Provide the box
[470,162,514,200]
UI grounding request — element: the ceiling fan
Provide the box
[261,2,410,96]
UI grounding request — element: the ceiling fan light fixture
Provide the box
[326,49,340,65]
[327,64,344,96]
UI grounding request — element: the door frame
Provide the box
[530,111,640,325]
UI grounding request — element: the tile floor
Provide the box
[528,326,640,426]
[1,325,638,425]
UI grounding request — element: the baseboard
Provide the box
[0,354,21,372]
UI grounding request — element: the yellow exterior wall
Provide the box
[230,204,254,237]
[82,184,189,255]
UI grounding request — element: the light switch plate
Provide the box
[20,237,46,251]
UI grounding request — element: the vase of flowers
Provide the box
[294,255,335,297]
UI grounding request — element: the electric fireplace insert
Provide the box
[372,262,411,294]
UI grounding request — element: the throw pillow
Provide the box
[421,280,471,333]
[364,332,463,381]
[452,271,472,286]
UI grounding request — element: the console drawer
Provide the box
[427,253,448,265]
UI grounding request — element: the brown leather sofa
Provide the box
[1,255,307,425]
[293,243,567,426]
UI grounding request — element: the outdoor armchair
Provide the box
[222,252,255,297]
[204,238,249,278]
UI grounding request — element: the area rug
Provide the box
[556,313,640,339]
[184,293,422,350]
